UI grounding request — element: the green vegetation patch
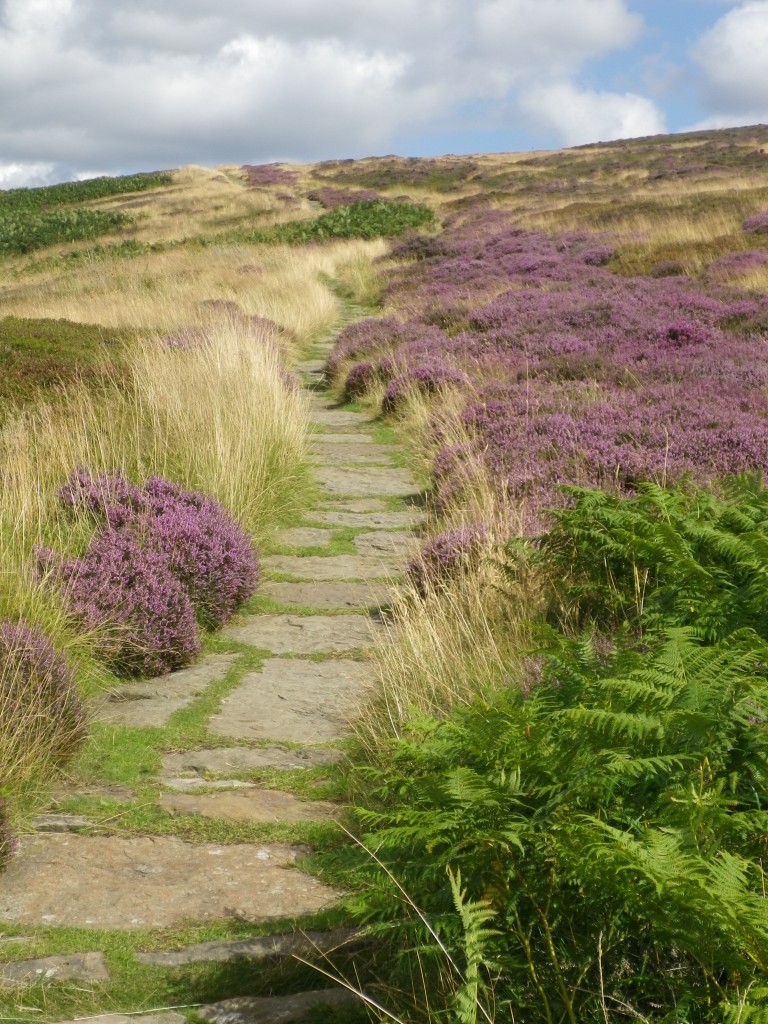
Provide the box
[0,316,131,418]
[0,172,173,213]
[243,200,435,245]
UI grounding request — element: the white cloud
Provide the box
[0,0,656,182]
[520,82,667,147]
[0,161,57,188]
[691,1,768,120]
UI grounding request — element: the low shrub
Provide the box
[269,200,435,244]
[743,210,768,234]
[382,363,467,414]
[343,361,379,400]
[49,528,201,677]
[406,525,490,596]
[58,469,259,637]
[0,620,87,777]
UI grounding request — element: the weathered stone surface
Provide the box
[160,778,256,792]
[55,1015,185,1024]
[264,554,399,581]
[1,952,110,986]
[136,927,363,966]
[295,359,326,374]
[309,407,370,429]
[309,433,373,445]
[0,835,338,928]
[159,789,338,823]
[354,531,417,556]
[162,746,340,776]
[275,527,332,548]
[198,989,356,1024]
[311,443,394,466]
[51,784,135,804]
[261,581,393,610]
[93,654,238,728]
[315,467,418,498]
[319,498,388,512]
[224,614,379,653]
[313,509,424,529]
[209,658,370,743]
[33,814,92,833]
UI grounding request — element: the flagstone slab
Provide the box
[160,778,256,792]
[295,359,326,374]
[311,443,394,466]
[315,467,418,498]
[198,989,356,1024]
[264,555,398,581]
[310,433,374,444]
[162,746,341,776]
[159,789,338,824]
[209,658,370,743]
[136,927,362,966]
[309,408,371,429]
[275,527,333,548]
[261,581,393,610]
[0,952,110,986]
[223,614,379,653]
[0,835,337,929]
[313,509,424,529]
[354,531,417,556]
[319,498,388,512]
[93,654,238,728]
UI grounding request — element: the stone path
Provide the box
[0,343,423,1023]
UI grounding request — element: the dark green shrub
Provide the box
[243,200,434,245]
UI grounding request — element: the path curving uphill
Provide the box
[0,335,424,1024]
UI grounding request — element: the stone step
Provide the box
[162,746,341,776]
[275,527,333,548]
[159,789,338,824]
[198,989,357,1024]
[309,432,375,444]
[209,658,370,743]
[223,613,380,653]
[1,952,110,986]
[136,926,364,966]
[354,531,417,557]
[261,580,393,610]
[309,408,372,429]
[311,443,394,466]
[93,653,238,728]
[0,835,337,929]
[315,466,418,498]
[313,508,425,529]
[263,554,399,581]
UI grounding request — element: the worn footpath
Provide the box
[0,340,424,1024]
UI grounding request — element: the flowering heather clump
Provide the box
[382,364,467,415]
[0,798,16,872]
[344,361,379,400]
[583,246,614,266]
[743,211,768,234]
[0,619,87,767]
[55,528,201,677]
[59,470,259,631]
[406,525,490,596]
[242,164,297,187]
[306,187,387,208]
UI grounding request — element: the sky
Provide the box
[1,0,768,188]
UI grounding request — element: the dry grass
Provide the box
[0,238,385,339]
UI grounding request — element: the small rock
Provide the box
[159,789,338,823]
[224,614,379,653]
[198,989,357,1024]
[136,927,364,965]
[0,952,110,985]
[33,814,92,833]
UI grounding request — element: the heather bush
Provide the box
[50,528,201,677]
[0,619,87,777]
[406,524,490,596]
[0,798,16,873]
[343,361,379,400]
[743,210,768,234]
[382,364,467,415]
[59,469,259,631]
